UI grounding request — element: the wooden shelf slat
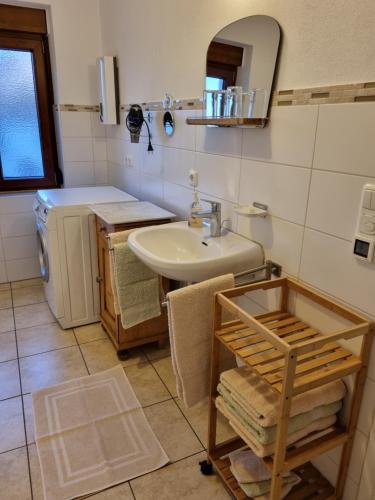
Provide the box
[186,116,268,128]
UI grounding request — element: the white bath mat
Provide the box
[32,365,169,500]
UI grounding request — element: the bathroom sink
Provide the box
[128,221,263,282]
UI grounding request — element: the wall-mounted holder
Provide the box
[234,202,268,217]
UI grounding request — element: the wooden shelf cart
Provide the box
[207,277,373,499]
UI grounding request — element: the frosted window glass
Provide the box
[0,49,44,179]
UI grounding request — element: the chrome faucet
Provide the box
[193,199,222,237]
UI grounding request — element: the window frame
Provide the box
[0,30,60,191]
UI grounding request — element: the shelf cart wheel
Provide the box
[199,460,213,475]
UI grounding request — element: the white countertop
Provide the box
[89,201,176,225]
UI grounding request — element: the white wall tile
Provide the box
[60,111,92,137]
[163,147,195,187]
[162,182,193,218]
[93,138,107,161]
[6,257,40,282]
[150,111,195,150]
[90,112,107,138]
[62,137,93,162]
[347,430,368,484]
[307,170,373,241]
[0,194,35,214]
[313,102,375,177]
[139,173,164,205]
[3,235,38,261]
[237,215,304,276]
[93,161,108,185]
[195,152,241,202]
[142,146,164,177]
[196,126,243,157]
[300,228,375,316]
[242,105,319,167]
[106,138,123,165]
[63,162,95,187]
[0,213,36,238]
[239,159,311,225]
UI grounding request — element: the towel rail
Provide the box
[160,260,282,308]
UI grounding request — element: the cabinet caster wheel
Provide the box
[199,460,213,475]
[117,350,129,361]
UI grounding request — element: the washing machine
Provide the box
[33,186,137,329]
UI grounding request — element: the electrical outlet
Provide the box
[125,155,134,168]
[189,169,198,188]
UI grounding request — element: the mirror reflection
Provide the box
[205,15,280,119]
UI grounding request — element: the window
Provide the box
[0,4,60,191]
[206,41,244,89]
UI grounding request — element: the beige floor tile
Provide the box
[17,323,76,358]
[74,322,107,344]
[142,340,171,361]
[80,338,147,374]
[0,289,12,309]
[0,331,17,362]
[84,483,134,499]
[130,451,230,499]
[12,285,46,307]
[0,447,31,500]
[0,282,11,291]
[19,346,88,393]
[28,444,43,500]
[11,277,43,289]
[14,302,55,330]
[151,356,177,397]
[124,363,171,407]
[145,400,203,462]
[0,307,14,333]
[23,394,35,444]
[0,397,25,453]
[0,359,21,400]
[176,397,235,447]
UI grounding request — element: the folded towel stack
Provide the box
[228,448,301,499]
[216,366,346,458]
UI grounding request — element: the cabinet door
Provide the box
[97,233,117,342]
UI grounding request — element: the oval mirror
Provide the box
[163,111,175,136]
[205,15,280,118]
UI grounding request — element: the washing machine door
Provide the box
[36,222,49,282]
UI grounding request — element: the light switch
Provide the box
[363,190,372,209]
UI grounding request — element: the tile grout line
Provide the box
[10,283,35,500]
[143,350,207,451]
[296,104,321,279]
[72,329,91,376]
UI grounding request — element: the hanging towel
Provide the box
[220,367,346,427]
[218,383,342,444]
[167,274,235,408]
[216,396,337,458]
[108,230,134,315]
[112,241,161,329]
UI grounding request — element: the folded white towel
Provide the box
[167,274,235,408]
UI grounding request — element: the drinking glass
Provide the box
[225,86,243,117]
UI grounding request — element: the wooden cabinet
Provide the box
[95,216,172,353]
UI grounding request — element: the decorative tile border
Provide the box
[271,81,375,106]
[56,82,375,112]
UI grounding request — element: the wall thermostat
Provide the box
[353,184,375,262]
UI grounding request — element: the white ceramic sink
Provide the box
[128,221,263,282]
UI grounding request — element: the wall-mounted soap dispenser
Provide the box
[97,56,120,124]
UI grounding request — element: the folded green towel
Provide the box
[218,383,342,444]
[113,242,161,329]
[234,469,300,498]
